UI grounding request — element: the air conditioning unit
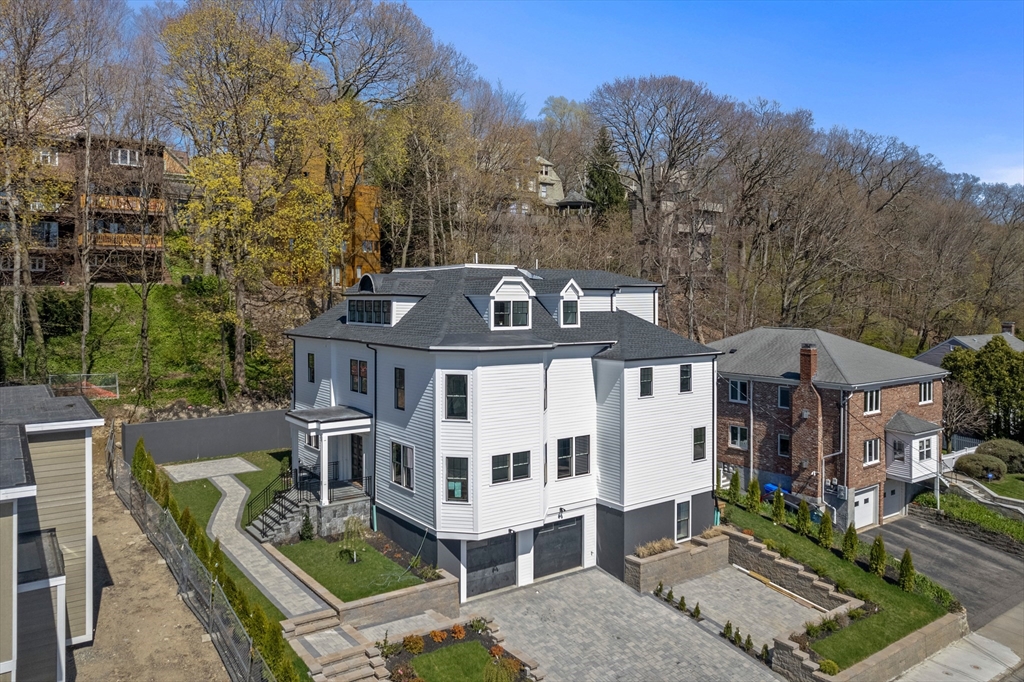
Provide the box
[837,485,848,500]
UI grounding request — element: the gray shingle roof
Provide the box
[709,327,947,387]
[0,385,103,425]
[886,411,940,434]
[948,333,1024,352]
[0,423,34,491]
[290,266,715,360]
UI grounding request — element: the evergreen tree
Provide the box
[818,510,834,549]
[796,500,812,536]
[898,548,916,591]
[585,127,627,214]
[869,534,886,577]
[745,476,761,512]
[842,523,859,562]
[728,470,741,506]
[772,489,786,525]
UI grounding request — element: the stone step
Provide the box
[294,617,342,637]
[323,665,376,682]
[322,654,371,677]
[317,644,368,668]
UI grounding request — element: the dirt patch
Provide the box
[67,431,227,682]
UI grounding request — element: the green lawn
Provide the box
[277,537,422,602]
[726,505,946,670]
[411,641,493,682]
[914,492,1024,543]
[980,474,1024,501]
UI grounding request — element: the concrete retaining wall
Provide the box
[123,410,290,464]
[624,535,730,593]
[908,504,1024,559]
[772,611,969,682]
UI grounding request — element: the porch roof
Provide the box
[286,405,372,431]
[886,410,940,435]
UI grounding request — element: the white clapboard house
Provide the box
[286,264,720,600]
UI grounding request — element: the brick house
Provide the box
[709,328,947,530]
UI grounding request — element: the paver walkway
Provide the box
[163,457,258,482]
[476,568,782,682]
[673,567,818,648]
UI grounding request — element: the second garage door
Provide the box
[466,534,516,597]
[534,517,582,579]
[853,485,878,529]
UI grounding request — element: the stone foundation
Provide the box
[260,497,371,545]
[624,535,730,593]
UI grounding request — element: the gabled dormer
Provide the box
[346,273,422,326]
[558,280,582,328]
[486,276,535,331]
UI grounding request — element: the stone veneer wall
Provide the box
[261,497,371,545]
[722,528,853,612]
[908,503,1024,559]
[624,535,729,592]
[771,611,969,682]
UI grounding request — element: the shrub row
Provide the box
[977,439,1024,475]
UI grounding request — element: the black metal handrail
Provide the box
[328,475,374,503]
[243,471,292,527]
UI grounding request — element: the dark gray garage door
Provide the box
[534,517,582,579]
[466,534,517,597]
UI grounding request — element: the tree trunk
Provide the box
[5,158,23,358]
[140,281,151,400]
[233,277,246,391]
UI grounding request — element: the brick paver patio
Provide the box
[476,568,782,682]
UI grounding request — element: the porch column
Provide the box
[320,434,329,506]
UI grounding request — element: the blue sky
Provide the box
[407,0,1024,184]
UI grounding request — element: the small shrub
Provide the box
[848,608,865,620]
[778,544,791,559]
[677,595,686,611]
[733,630,743,647]
[483,658,516,682]
[898,548,916,591]
[818,659,840,675]
[723,621,733,639]
[833,578,849,595]
[489,644,505,658]
[469,617,488,633]
[744,634,753,652]
[699,526,723,539]
[299,511,314,542]
[419,564,442,580]
[761,644,770,661]
[842,523,859,562]
[745,475,761,512]
[451,624,466,640]
[796,500,812,536]
[390,664,417,682]
[763,538,778,551]
[869,534,886,577]
[821,617,839,633]
[772,489,786,524]
[429,629,447,643]
[654,581,664,597]
[742,528,755,536]
[805,621,821,638]
[402,635,425,655]
[635,537,676,558]
[375,631,401,660]
[501,657,521,674]
[977,439,1024,474]
[955,453,1008,480]
[664,588,674,604]
[728,470,741,505]
[818,510,834,549]
[692,602,701,619]
[409,555,421,570]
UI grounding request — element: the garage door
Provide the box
[883,480,904,518]
[533,517,582,579]
[853,486,878,529]
[466,534,516,597]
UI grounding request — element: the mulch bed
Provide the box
[383,622,530,682]
[361,530,443,582]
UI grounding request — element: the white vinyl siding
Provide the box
[293,338,333,409]
[613,288,657,323]
[391,296,420,325]
[579,291,614,312]
[545,349,599,513]
[594,359,624,506]
[436,360,474,532]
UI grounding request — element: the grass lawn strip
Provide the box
[726,505,946,670]
[277,537,422,602]
[978,474,1024,501]
[411,641,492,682]
[914,492,1024,543]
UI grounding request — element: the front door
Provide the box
[351,434,363,481]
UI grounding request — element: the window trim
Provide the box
[512,450,531,481]
[917,437,933,461]
[444,373,469,421]
[307,353,315,383]
[778,433,791,458]
[639,367,654,398]
[679,364,692,393]
[350,359,368,394]
[919,381,933,405]
[729,425,749,451]
[491,298,531,330]
[445,456,468,503]
[491,454,510,484]
[864,389,880,415]
[864,438,880,466]
[394,367,405,411]
[561,299,579,328]
[676,499,691,542]
[391,441,414,490]
[778,385,791,409]
[304,432,320,451]
[693,427,706,462]
[348,298,392,325]
[893,439,906,461]
[729,379,749,404]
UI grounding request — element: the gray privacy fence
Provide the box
[122,410,291,464]
[108,443,277,682]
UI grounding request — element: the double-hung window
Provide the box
[778,386,791,409]
[864,389,880,414]
[512,300,529,326]
[394,368,405,410]
[305,433,320,450]
[729,379,748,404]
[639,367,653,397]
[574,436,590,476]
[729,425,748,450]
[492,454,510,483]
[893,439,906,461]
[392,442,413,489]
[693,427,706,461]
[307,353,315,383]
[557,438,573,479]
[562,300,578,326]
[512,451,530,480]
[350,359,367,394]
[445,374,468,419]
[919,382,933,404]
[917,438,932,461]
[493,300,530,328]
[864,438,880,465]
[679,364,692,393]
[446,457,468,501]
[779,434,791,457]
[557,436,590,478]
[676,500,690,541]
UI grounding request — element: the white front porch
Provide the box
[286,406,373,505]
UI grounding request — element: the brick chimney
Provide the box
[799,343,817,383]
[1002,321,1016,335]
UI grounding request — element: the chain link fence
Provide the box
[108,438,277,682]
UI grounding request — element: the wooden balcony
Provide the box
[80,194,166,215]
[77,233,164,249]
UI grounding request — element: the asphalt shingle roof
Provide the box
[0,423,34,491]
[290,266,715,360]
[948,333,1024,352]
[709,327,947,387]
[886,411,940,434]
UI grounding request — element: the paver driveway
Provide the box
[474,568,782,682]
[862,516,1024,629]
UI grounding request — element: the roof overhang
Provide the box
[286,406,372,434]
[23,417,105,433]
[0,485,37,501]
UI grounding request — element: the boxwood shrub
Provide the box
[976,439,1024,474]
[954,453,1008,480]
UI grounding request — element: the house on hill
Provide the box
[914,321,1022,367]
[709,328,947,530]
[284,263,720,598]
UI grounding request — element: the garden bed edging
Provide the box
[624,534,729,593]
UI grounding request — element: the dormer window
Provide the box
[558,279,583,328]
[488,276,535,330]
[562,300,578,326]
[494,301,529,327]
[348,298,391,324]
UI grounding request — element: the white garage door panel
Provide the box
[853,486,878,529]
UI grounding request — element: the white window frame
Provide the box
[893,439,906,461]
[864,438,880,465]
[29,256,45,272]
[779,433,791,458]
[693,427,706,461]
[445,456,468,502]
[919,381,933,405]
[917,437,932,461]
[729,379,748,404]
[34,148,59,166]
[778,385,791,409]
[391,441,414,490]
[729,425,749,450]
[491,299,531,329]
[561,299,579,327]
[110,148,141,167]
[680,364,692,393]
[444,373,469,421]
[676,499,691,542]
[864,389,880,415]
[304,432,320,451]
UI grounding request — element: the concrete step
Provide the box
[323,655,370,677]
[323,666,376,682]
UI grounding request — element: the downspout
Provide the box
[366,343,378,530]
[749,380,754,482]
[712,357,720,525]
